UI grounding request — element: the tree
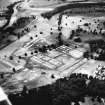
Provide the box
[8,73,105,105]
[88,79,105,98]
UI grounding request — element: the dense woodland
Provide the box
[8,73,105,105]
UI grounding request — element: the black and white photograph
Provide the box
[0,0,105,105]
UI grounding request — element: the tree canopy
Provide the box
[8,73,105,105]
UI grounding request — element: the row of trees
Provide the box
[8,73,105,105]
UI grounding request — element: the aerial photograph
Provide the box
[0,0,105,105]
